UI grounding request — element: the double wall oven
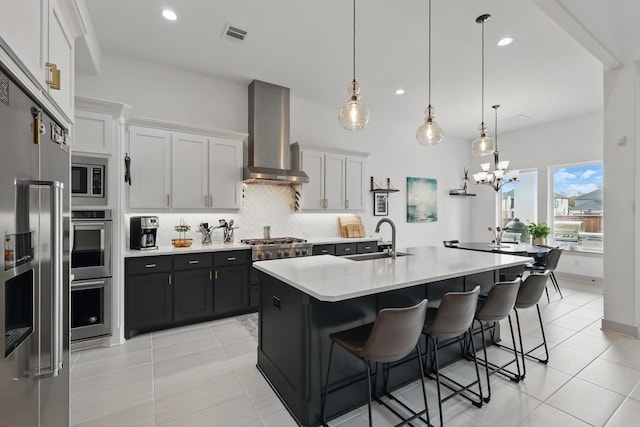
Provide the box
[70,210,112,342]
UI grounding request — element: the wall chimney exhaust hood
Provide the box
[244,80,309,184]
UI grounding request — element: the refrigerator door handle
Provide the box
[21,180,65,379]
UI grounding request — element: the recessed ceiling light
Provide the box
[162,9,177,21]
[497,37,514,47]
[394,89,405,95]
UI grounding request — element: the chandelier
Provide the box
[472,105,519,191]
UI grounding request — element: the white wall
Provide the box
[76,52,473,249]
[469,112,604,278]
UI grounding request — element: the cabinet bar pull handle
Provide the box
[227,257,236,261]
[189,260,199,264]
[210,271,212,280]
[204,195,208,207]
[168,275,172,285]
[167,194,170,206]
[145,263,156,268]
[344,248,351,251]
[45,62,60,90]
[209,195,213,206]
[321,250,328,253]
[364,246,371,250]
[215,270,218,280]
[345,199,349,209]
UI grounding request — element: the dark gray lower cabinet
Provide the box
[174,269,213,321]
[214,265,246,315]
[125,249,251,338]
[214,251,249,315]
[125,256,173,338]
[126,272,173,334]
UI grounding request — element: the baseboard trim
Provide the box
[601,319,640,338]
[555,272,603,285]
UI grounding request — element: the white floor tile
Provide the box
[516,402,591,427]
[546,377,625,426]
[604,398,640,427]
[577,357,640,396]
[68,281,640,427]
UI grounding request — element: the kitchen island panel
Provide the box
[255,247,530,426]
[257,267,500,426]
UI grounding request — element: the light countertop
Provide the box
[253,245,532,302]
[305,237,381,244]
[124,242,251,258]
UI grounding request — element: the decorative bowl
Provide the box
[171,238,193,248]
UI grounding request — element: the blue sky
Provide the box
[554,164,603,197]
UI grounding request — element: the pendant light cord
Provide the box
[428,0,432,106]
[480,17,485,125]
[352,0,356,82]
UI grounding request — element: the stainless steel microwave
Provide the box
[72,162,105,199]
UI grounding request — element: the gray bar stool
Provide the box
[422,286,481,427]
[469,278,521,402]
[524,247,563,301]
[494,271,551,379]
[321,299,429,427]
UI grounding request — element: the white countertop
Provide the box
[306,237,380,244]
[253,246,532,302]
[124,242,251,258]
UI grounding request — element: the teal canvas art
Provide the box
[407,177,437,223]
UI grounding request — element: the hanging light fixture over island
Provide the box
[416,0,444,145]
[338,0,370,131]
[473,104,519,191]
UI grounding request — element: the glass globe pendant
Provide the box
[471,122,495,155]
[416,105,443,145]
[416,0,443,146]
[472,13,494,156]
[339,80,370,131]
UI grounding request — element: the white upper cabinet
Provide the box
[298,149,325,210]
[0,0,47,81]
[324,153,346,210]
[209,137,243,209]
[345,156,365,211]
[0,0,75,122]
[291,143,368,212]
[128,122,245,211]
[171,132,209,209]
[46,0,74,120]
[128,126,172,209]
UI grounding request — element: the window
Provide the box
[501,170,538,226]
[551,162,603,251]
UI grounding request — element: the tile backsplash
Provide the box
[125,184,366,246]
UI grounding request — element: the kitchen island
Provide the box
[253,246,532,426]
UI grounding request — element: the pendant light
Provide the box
[416,0,444,145]
[338,0,370,131]
[471,14,495,156]
[472,104,519,191]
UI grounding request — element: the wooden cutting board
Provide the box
[338,216,364,238]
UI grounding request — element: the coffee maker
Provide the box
[130,216,159,250]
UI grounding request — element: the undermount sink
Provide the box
[345,252,412,261]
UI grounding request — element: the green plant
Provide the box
[526,222,551,238]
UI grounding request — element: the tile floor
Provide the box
[70,278,640,427]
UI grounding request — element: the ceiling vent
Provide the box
[223,24,247,43]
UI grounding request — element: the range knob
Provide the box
[257,252,265,260]
[266,252,273,259]
[301,248,308,256]
[283,251,290,257]
[295,249,301,256]
[276,251,283,258]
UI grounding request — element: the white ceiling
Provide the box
[80,0,605,140]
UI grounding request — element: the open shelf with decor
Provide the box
[370,177,399,193]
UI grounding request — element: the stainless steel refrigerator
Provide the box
[0,63,70,426]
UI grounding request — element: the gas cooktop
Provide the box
[241,237,307,246]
